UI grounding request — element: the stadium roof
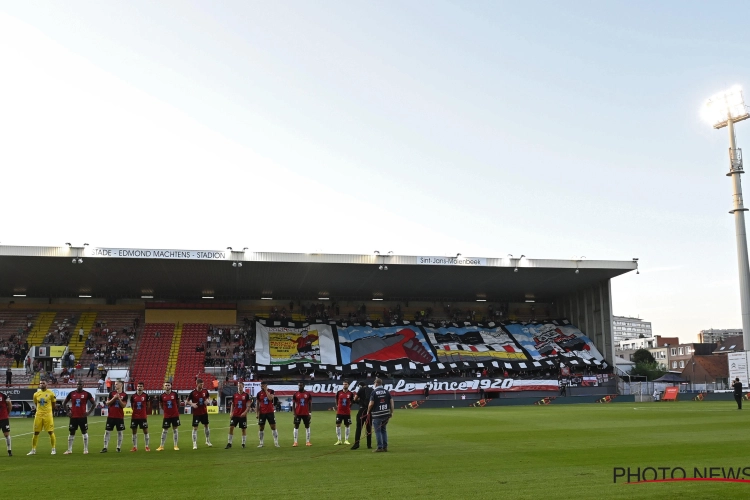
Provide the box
[0,245,637,302]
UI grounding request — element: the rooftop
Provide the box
[0,245,637,302]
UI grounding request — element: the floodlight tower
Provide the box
[703,86,750,346]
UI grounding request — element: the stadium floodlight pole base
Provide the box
[726,118,750,349]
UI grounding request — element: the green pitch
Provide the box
[1,402,749,499]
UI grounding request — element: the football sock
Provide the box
[293,428,298,443]
[272,429,278,445]
[258,431,264,445]
[32,434,39,449]
[83,433,89,451]
[172,430,179,447]
[345,427,350,440]
[336,427,341,440]
[192,429,198,446]
[306,428,311,442]
[204,428,210,441]
[132,434,138,448]
[68,435,74,452]
[144,433,150,447]
[104,430,111,449]
[160,429,168,447]
[117,431,123,449]
[227,434,233,444]
[241,435,246,446]
[5,435,11,451]
[49,433,56,448]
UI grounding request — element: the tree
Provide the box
[631,348,655,365]
[629,361,667,381]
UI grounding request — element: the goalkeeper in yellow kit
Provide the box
[28,380,57,455]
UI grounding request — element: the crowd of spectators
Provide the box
[201,324,256,376]
[84,323,135,366]
[0,334,29,368]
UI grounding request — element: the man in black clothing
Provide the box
[350,380,372,450]
[733,377,743,410]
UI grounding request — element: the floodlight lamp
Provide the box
[72,258,77,264]
[513,267,518,273]
[83,243,89,246]
[379,265,384,270]
[575,269,580,274]
[227,247,232,250]
[65,242,71,246]
[383,265,388,271]
[237,262,242,268]
[702,86,749,129]
[78,258,83,264]
[374,250,380,255]
[232,262,237,267]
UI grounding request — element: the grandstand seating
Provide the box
[172,323,209,389]
[66,311,96,364]
[130,323,175,390]
[0,310,37,341]
[163,323,183,383]
[0,311,36,368]
[25,311,56,346]
[78,310,143,370]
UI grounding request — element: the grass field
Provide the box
[1,401,749,499]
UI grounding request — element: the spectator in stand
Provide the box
[5,366,11,387]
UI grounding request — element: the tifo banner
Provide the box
[424,323,526,362]
[252,319,610,375]
[264,377,561,397]
[255,320,337,365]
[502,320,605,364]
[337,322,435,365]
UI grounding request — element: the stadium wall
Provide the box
[556,279,614,370]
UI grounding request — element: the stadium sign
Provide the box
[84,247,231,260]
[728,351,750,387]
[418,256,486,266]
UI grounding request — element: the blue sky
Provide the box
[1,1,749,341]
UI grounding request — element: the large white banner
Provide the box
[84,247,231,260]
[255,322,337,365]
[728,351,750,388]
[418,256,487,266]
[264,378,560,396]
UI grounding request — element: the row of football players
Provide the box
[9,379,366,456]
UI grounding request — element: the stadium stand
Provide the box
[130,323,175,390]
[78,310,142,371]
[172,323,209,389]
[0,311,35,363]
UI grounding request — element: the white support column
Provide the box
[727,119,750,348]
